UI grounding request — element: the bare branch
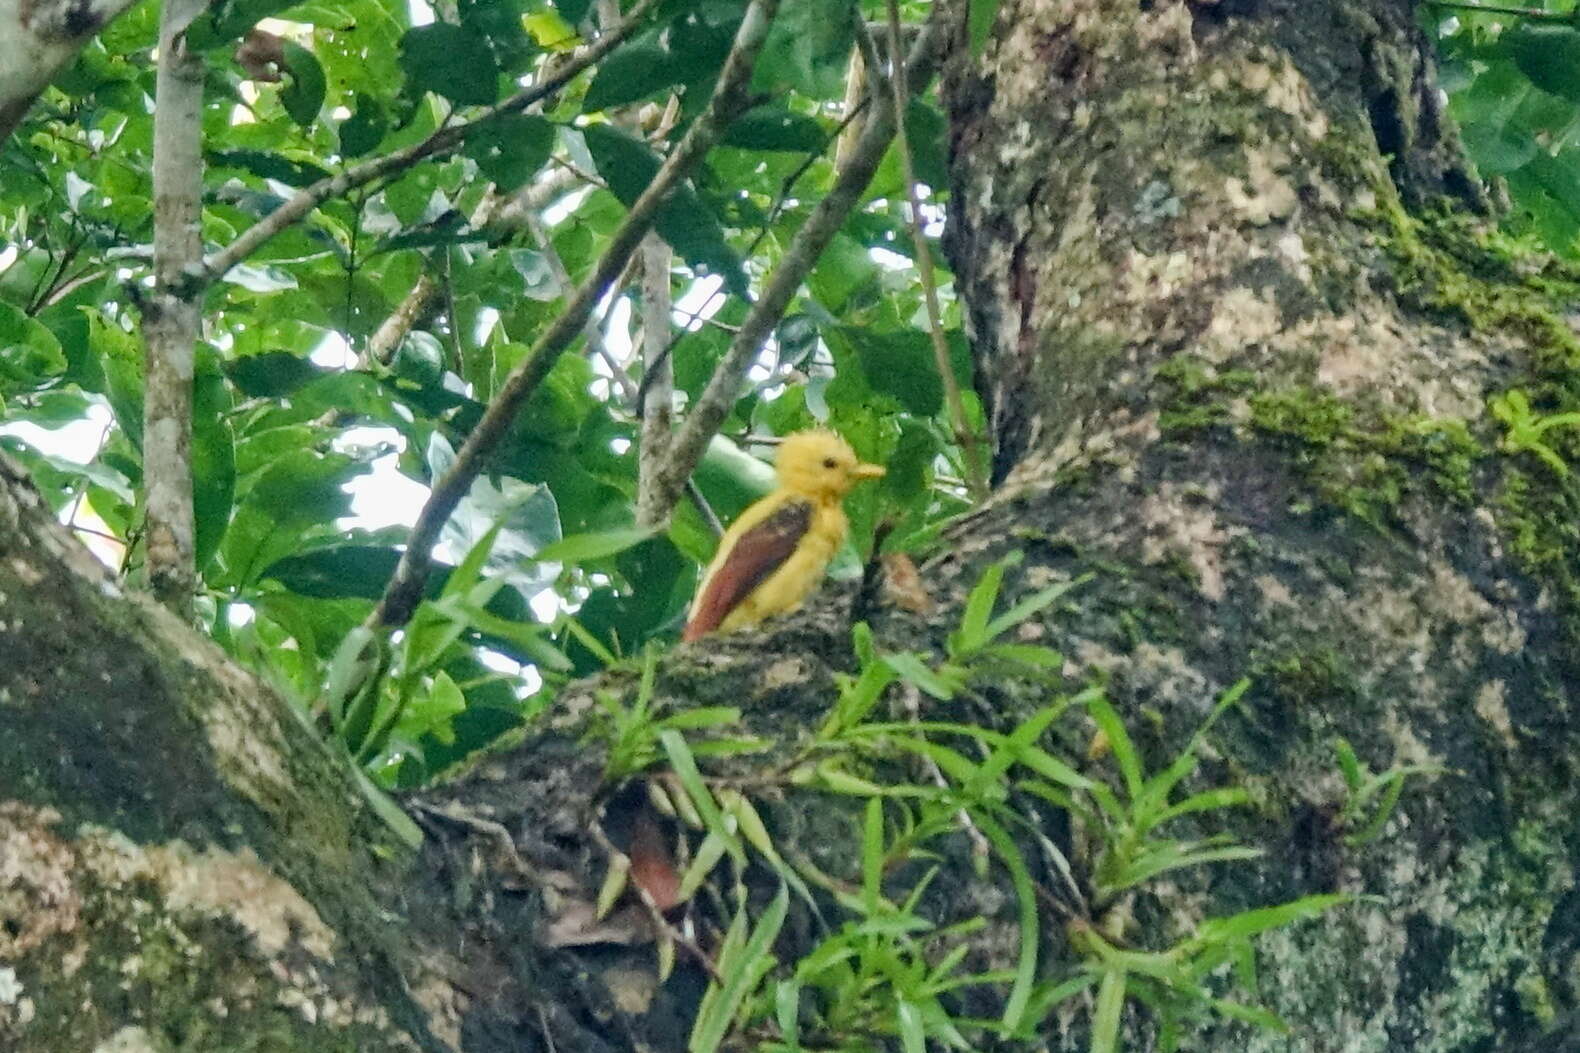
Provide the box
[634,239,674,527]
[641,17,945,525]
[370,0,782,630]
[140,0,208,614]
[365,163,584,367]
[192,0,658,291]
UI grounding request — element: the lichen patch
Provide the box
[79,831,334,959]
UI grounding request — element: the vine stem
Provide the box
[884,0,988,499]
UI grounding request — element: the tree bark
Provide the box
[4,0,1580,1051]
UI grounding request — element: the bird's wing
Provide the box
[683,498,814,641]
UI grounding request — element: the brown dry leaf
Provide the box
[881,552,935,614]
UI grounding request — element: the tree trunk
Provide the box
[4,1,1580,1051]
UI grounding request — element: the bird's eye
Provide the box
[822,457,838,469]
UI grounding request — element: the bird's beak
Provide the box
[852,463,886,481]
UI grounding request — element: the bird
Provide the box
[683,429,885,641]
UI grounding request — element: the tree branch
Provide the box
[0,0,142,141]
[140,0,208,614]
[634,234,674,527]
[190,0,658,291]
[640,17,945,525]
[370,0,782,629]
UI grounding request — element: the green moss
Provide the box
[1155,357,1482,531]
[1355,204,1580,653]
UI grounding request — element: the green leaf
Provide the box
[883,651,957,700]
[1091,969,1125,1053]
[861,797,884,913]
[974,813,1037,1031]
[896,1000,926,1053]
[1194,894,1348,945]
[1510,22,1580,103]
[582,123,748,296]
[340,93,388,157]
[1209,998,1289,1033]
[660,729,744,864]
[688,884,788,1053]
[226,351,325,398]
[401,24,500,106]
[967,0,999,55]
[956,559,1006,654]
[192,355,236,572]
[983,573,1088,644]
[837,327,942,416]
[1086,693,1144,801]
[722,107,828,152]
[533,525,656,563]
[279,43,326,127]
[464,114,556,191]
[0,302,66,389]
[584,41,676,111]
[553,0,589,26]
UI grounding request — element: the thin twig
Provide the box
[642,16,946,525]
[191,0,659,290]
[884,0,987,499]
[370,0,781,629]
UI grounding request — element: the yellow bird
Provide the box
[684,430,885,641]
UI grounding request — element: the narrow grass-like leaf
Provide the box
[596,853,630,919]
[689,885,790,1053]
[1151,787,1252,826]
[1210,997,1289,1032]
[1091,969,1125,1053]
[954,559,1006,654]
[660,729,744,864]
[897,1000,926,1053]
[1333,737,1362,791]
[676,828,731,903]
[1112,845,1263,891]
[1346,773,1405,845]
[884,652,958,700]
[983,573,1090,644]
[973,813,1037,1030]
[1086,693,1143,800]
[1194,894,1349,944]
[776,980,802,1051]
[863,797,885,915]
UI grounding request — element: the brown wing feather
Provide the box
[683,499,813,641]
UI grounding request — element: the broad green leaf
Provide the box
[582,123,748,296]
[584,41,676,111]
[401,24,500,106]
[0,302,66,389]
[968,0,999,55]
[722,107,827,152]
[279,43,326,127]
[1510,22,1580,103]
[340,93,388,156]
[464,114,556,191]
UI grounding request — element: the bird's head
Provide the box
[774,429,885,501]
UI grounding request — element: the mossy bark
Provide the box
[4,1,1580,1051]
